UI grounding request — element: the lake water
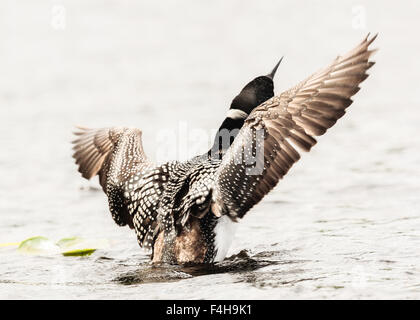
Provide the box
[1,0,419,299]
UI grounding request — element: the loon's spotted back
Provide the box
[72,34,377,264]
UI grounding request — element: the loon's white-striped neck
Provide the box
[226,108,248,120]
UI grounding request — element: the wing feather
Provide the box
[72,127,124,180]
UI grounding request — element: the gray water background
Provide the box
[0,0,419,299]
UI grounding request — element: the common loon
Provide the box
[72,34,377,264]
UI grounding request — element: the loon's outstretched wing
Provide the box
[72,127,150,189]
[72,127,174,249]
[212,34,377,219]
[72,127,151,228]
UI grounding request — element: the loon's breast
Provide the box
[152,218,207,264]
[212,215,238,262]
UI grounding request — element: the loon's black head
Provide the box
[208,58,283,158]
[229,57,283,116]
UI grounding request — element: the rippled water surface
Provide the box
[1,0,420,299]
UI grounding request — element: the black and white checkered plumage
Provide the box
[72,35,376,264]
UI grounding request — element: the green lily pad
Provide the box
[57,237,110,257]
[15,236,109,257]
[18,236,60,255]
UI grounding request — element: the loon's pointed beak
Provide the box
[267,56,283,80]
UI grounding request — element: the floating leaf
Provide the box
[57,237,97,256]
[13,236,110,257]
[18,236,60,255]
